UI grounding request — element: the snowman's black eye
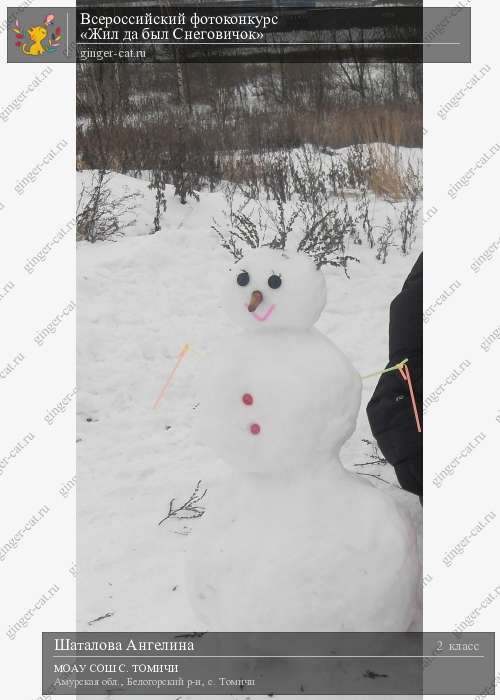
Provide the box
[268,274,282,289]
[237,271,249,287]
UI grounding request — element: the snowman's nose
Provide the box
[248,290,263,312]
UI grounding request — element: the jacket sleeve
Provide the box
[366,254,423,497]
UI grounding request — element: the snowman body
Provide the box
[188,249,418,632]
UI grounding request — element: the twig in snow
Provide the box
[354,438,388,468]
[88,611,114,626]
[355,472,395,487]
[158,480,207,525]
[354,459,387,468]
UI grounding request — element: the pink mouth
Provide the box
[244,303,276,322]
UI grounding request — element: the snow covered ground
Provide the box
[76,148,422,699]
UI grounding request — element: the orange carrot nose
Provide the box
[248,290,263,312]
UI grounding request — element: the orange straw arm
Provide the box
[153,344,190,410]
[402,363,422,433]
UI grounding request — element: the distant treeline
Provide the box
[77,61,422,173]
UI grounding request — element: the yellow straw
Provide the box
[362,358,409,381]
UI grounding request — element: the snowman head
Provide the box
[223,248,326,331]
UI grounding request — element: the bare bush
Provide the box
[225,153,262,200]
[328,157,348,196]
[340,194,360,245]
[212,185,267,261]
[213,179,302,259]
[260,151,294,203]
[399,194,419,255]
[291,146,328,212]
[149,166,168,234]
[296,179,359,272]
[297,205,359,272]
[345,143,376,190]
[214,145,360,272]
[151,117,202,209]
[148,116,204,231]
[263,198,302,251]
[356,187,375,248]
[376,217,396,264]
[77,170,138,243]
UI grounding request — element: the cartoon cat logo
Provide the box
[12,14,62,56]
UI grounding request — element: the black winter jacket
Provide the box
[366,254,423,500]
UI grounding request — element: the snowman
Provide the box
[188,247,419,632]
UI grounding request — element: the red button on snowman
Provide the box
[242,393,253,405]
[241,393,260,434]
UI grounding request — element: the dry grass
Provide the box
[78,101,422,174]
[299,104,422,150]
[367,145,422,202]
